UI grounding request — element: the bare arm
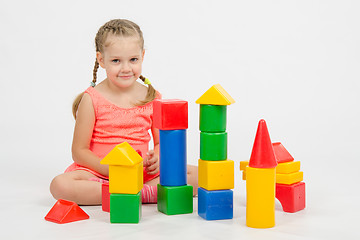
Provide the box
[71,93,109,176]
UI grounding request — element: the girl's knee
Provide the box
[50,174,72,200]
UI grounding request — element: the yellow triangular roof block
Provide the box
[100,142,143,166]
[196,84,235,105]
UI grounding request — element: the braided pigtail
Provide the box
[139,75,157,105]
[72,59,99,119]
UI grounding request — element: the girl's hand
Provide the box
[143,150,159,175]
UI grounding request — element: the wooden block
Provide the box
[198,159,234,190]
[276,171,303,185]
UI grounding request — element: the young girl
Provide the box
[50,19,198,205]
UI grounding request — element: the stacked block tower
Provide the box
[153,99,193,215]
[196,84,235,220]
[240,142,306,213]
[245,119,278,228]
[101,142,143,223]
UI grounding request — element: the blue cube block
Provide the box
[198,187,233,220]
[159,130,187,186]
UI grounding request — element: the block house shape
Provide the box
[198,159,234,191]
[45,199,89,224]
[101,142,143,194]
[196,84,235,221]
[153,99,188,130]
[154,99,193,215]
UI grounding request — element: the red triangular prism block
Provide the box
[249,119,278,168]
[45,199,89,224]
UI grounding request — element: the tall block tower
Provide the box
[100,142,143,224]
[196,84,235,220]
[153,99,193,215]
[246,119,277,228]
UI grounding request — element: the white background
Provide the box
[1,0,359,239]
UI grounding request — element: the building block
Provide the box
[242,171,247,180]
[199,105,227,132]
[102,183,110,212]
[246,166,276,228]
[240,161,249,171]
[200,132,227,161]
[196,84,235,105]
[272,142,294,163]
[101,142,143,166]
[153,99,188,130]
[110,192,142,223]
[276,161,300,174]
[45,199,89,224]
[276,171,303,185]
[276,182,306,213]
[159,129,187,186]
[108,162,143,194]
[198,159,234,190]
[249,120,277,168]
[157,184,193,215]
[101,142,143,194]
[198,188,233,220]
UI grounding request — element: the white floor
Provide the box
[2,164,359,240]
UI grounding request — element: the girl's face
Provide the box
[97,35,144,89]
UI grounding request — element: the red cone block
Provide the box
[45,199,89,224]
[249,119,277,168]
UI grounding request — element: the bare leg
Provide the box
[50,170,102,205]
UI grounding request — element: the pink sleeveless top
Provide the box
[66,87,160,182]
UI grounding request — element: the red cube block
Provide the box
[153,99,188,130]
[276,182,306,213]
[102,183,110,212]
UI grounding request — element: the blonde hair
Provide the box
[72,19,156,119]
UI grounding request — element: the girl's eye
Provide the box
[112,59,119,63]
[130,58,138,62]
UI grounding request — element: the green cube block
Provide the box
[199,105,227,132]
[157,184,193,215]
[110,192,141,223]
[200,132,227,160]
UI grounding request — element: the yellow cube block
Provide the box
[109,163,143,194]
[276,171,303,185]
[198,159,234,191]
[240,161,249,171]
[276,161,300,174]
